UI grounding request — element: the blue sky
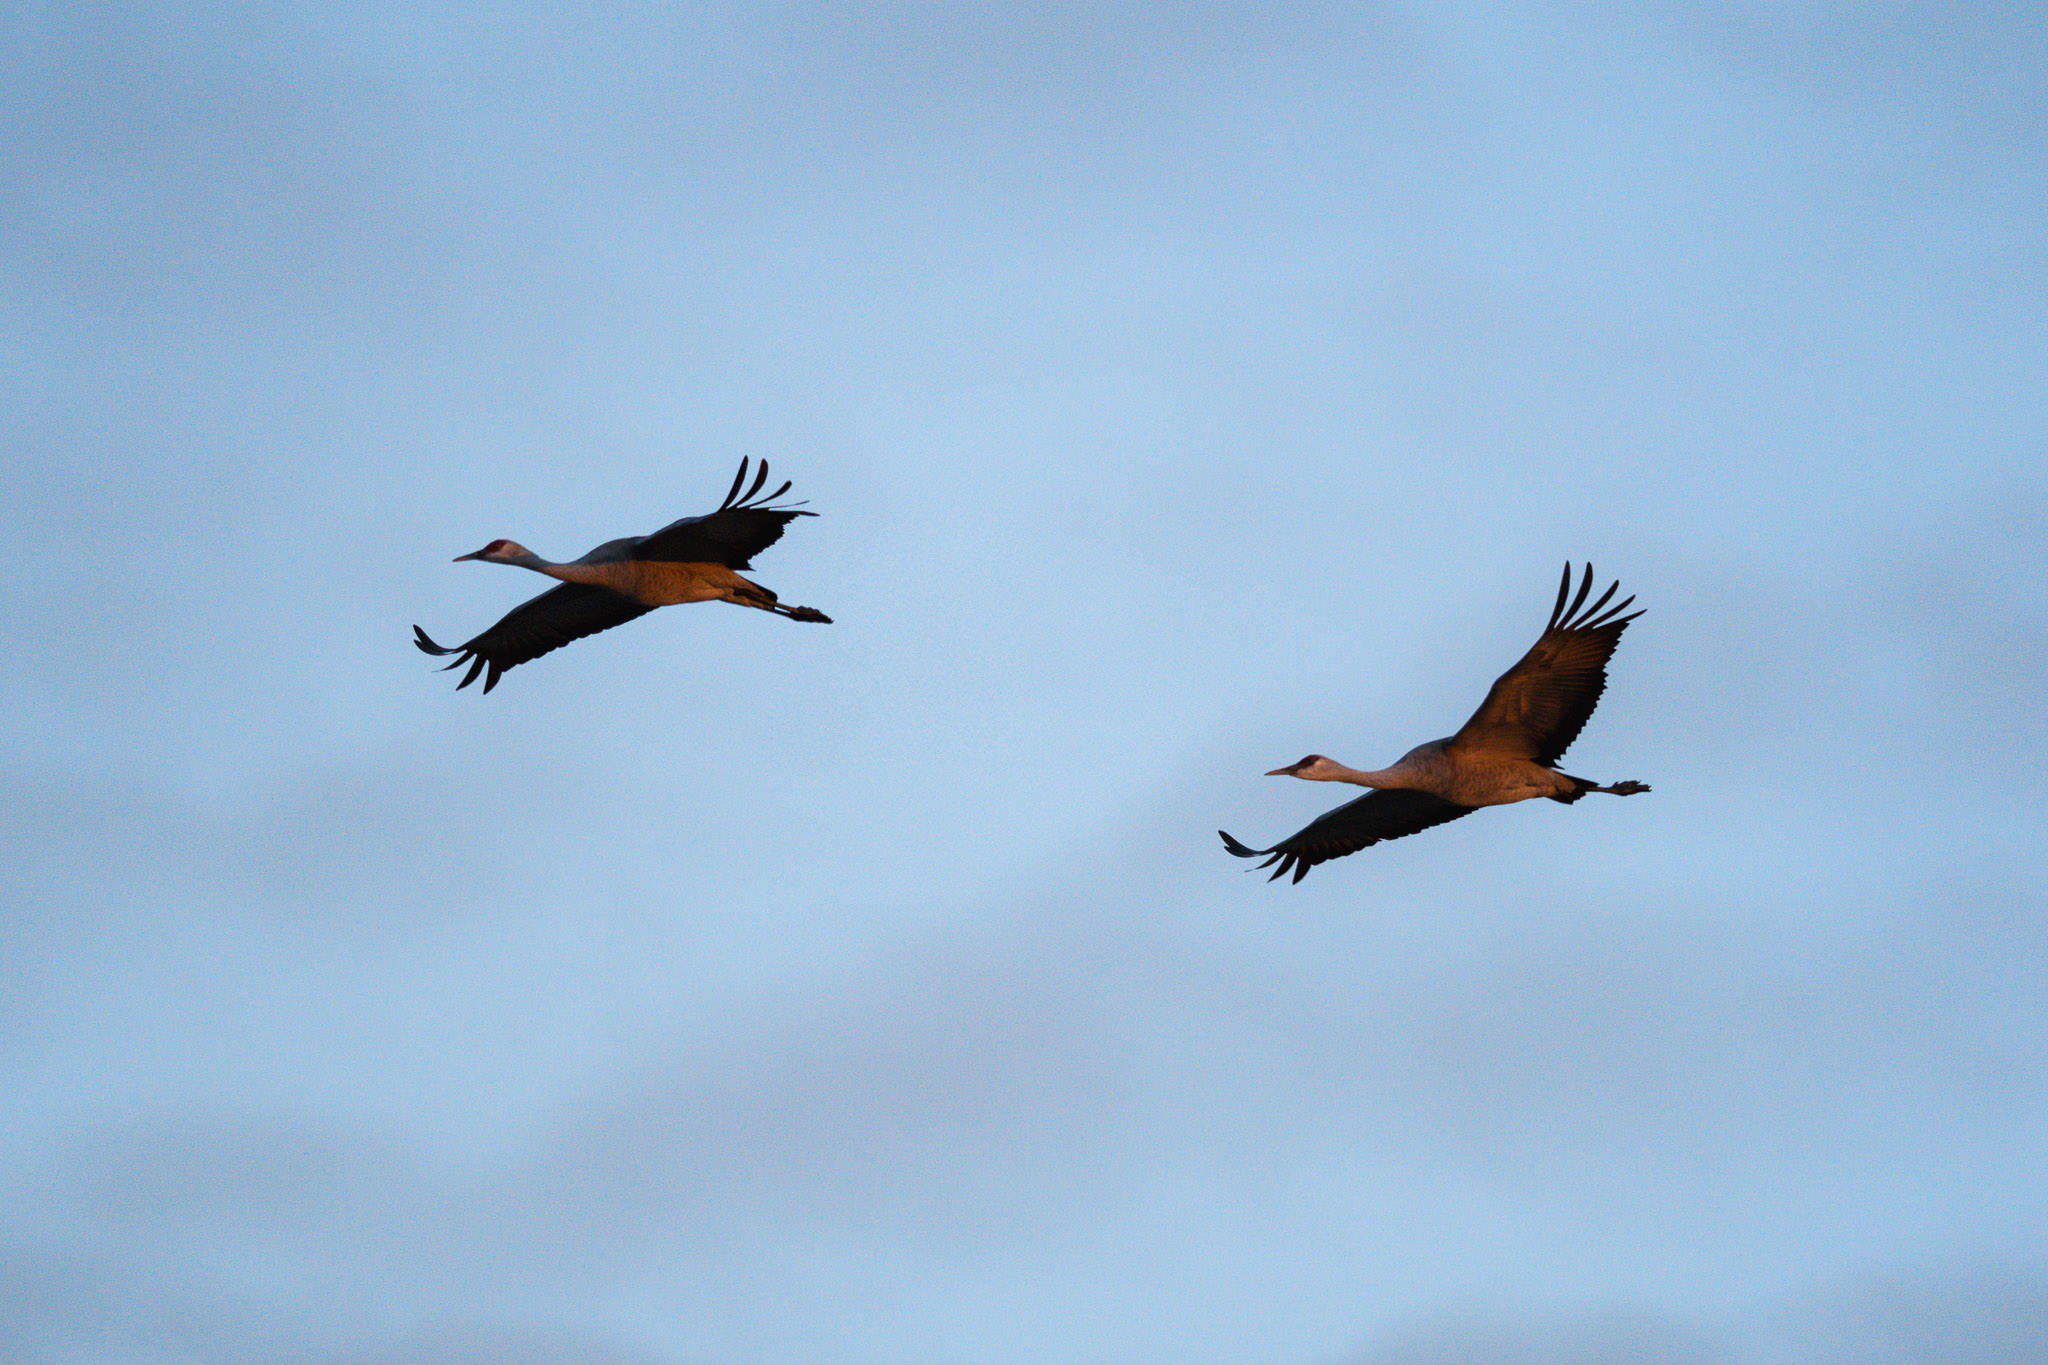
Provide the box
[4,3,2045,1362]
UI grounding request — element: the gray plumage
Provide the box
[414,459,830,693]
[1220,563,1650,883]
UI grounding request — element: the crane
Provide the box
[414,458,830,693]
[1220,563,1650,882]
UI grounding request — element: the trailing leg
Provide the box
[1551,773,1650,802]
[725,579,833,624]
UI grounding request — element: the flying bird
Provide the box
[1220,563,1650,882]
[414,458,831,693]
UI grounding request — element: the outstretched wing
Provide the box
[632,457,816,568]
[413,583,652,693]
[1448,562,1642,767]
[1219,789,1476,884]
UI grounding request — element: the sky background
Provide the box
[5,2,2045,1362]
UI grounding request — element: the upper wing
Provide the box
[1218,788,1476,883]
[632,457,817,568]
[413,583,653,693]
[1448,562,1642,767]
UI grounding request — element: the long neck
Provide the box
[502,550,604,586]
[1318,762,1415,789]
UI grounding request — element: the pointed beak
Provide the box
[1265,765,1296,777]
[453,550,484,562]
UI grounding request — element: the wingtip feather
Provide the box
[1550,562,1573,629]
[1566,562,1595,622]
[1578,577,1620,624]
[1582,595,1638,631]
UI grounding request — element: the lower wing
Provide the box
[413,583,653,693]
[1220,788,1476,883]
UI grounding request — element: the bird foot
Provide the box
[1608,780,1650,795]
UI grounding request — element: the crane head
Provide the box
[1266,754,1336,779]
[454,539,526,563]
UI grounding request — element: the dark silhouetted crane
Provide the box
[414,459,830,693]
[1220,563,1650,882]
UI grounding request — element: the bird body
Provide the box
[1220,564,1650,882]
[414,458,829,693]
[457,541,809,612]
[1286,740,1583,808]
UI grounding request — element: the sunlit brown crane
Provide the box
[414,459,830,693]
[1220,563,1650,882]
